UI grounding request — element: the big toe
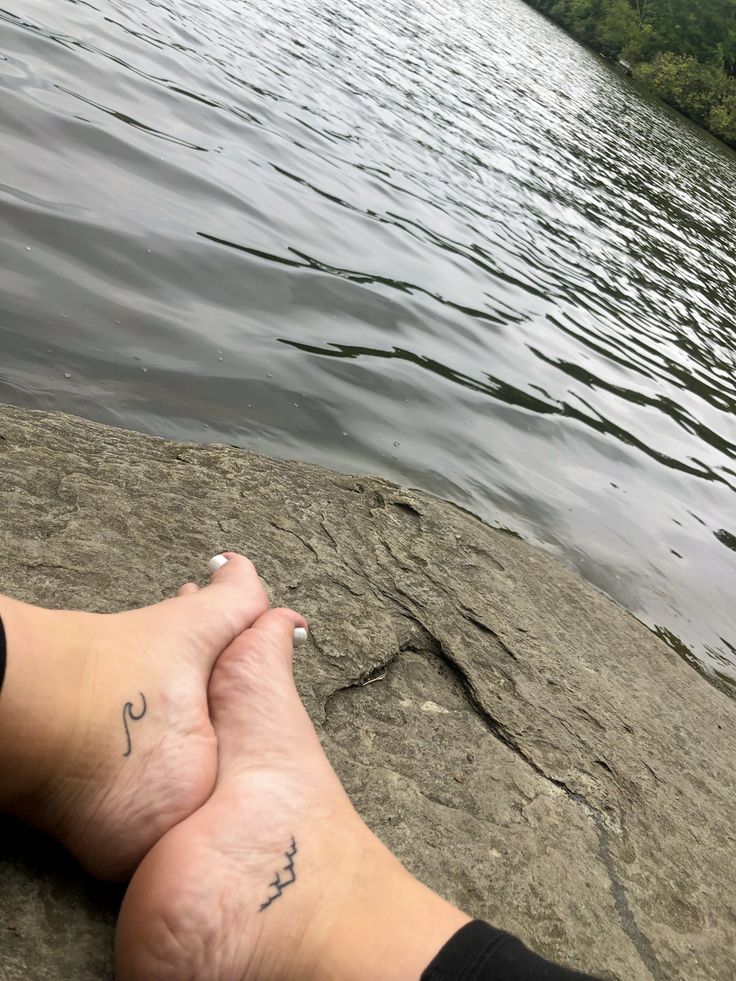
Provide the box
[178,552,270,651]
[206,552,266,602]
[209,608,309,774]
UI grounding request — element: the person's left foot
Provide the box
[0,553,269,880]
[116,607,467,981]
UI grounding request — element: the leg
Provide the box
[116,608,469,981]
[0,553,269,880]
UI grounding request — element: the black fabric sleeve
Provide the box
[0,614,6,694]
[421,920,603,981]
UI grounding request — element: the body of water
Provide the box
[1,0,735,685]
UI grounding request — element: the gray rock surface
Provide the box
[0,402,734,981]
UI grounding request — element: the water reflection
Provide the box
[1,0,735,686]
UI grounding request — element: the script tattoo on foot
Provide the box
[259,837,298,912]
[122,692,148,757]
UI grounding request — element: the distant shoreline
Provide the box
[524,0,736,154]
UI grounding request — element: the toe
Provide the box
[148,554,270,675]
[189,552,270,648]
[212,608,307,690]
[207,552,260,590]
[205,552,270,619]
[208,608,310,772]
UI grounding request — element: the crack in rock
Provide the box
[420,629,663,981]
[325,603,663,981]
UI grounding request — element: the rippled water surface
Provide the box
[1,0,735,683]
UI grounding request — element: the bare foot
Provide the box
[0,553,269,880]
[116,609,468,981]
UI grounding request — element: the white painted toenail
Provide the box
[208,554,229,574]
[294,627,308,647]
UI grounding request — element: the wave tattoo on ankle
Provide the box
[259,837,298,912]
[122,692,148,757]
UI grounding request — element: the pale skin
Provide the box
[0,552,269,879]
[0,554,469,979]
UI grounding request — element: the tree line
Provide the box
[530,0,736,148]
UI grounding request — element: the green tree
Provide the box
[596,0,653,60]
[709,92,736,141]
[529,0,736,148]
[635,53,729,123]
[597,0,638,56]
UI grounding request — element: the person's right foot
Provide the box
[116,608,469,981]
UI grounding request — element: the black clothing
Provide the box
[421,920,602,981]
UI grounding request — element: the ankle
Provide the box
[292,820,469,981]
[0,597,92,808]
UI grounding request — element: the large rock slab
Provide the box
[0,403,734,981]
